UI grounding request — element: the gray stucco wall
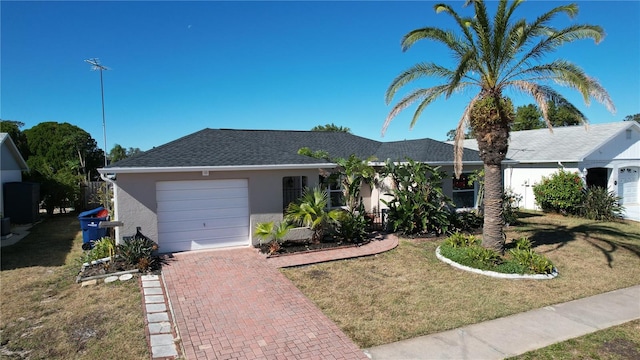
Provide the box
[113,169,321,246]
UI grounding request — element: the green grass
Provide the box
[282,211,640,348]
[0,214,149,359]
[508,320,640,360]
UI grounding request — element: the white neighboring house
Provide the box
[460,122,640,222]
[0,133,29,216]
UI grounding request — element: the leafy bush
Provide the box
[81,237,115,263]
[509,248,555,274]
[444,232,480,248]
[117,234,159,271]
[255,221,294,255]
[580,186,624,221]
[440,234,554,275]
[513,236,532,250]
[285,186,342,243]
[449,210,483,234]
[503,188,522,225]
[533,170,584,215]
[335,207,369,244]
[381,159,453,236]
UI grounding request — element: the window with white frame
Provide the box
[452,173,477,208]
[320,174,345,209]
[282,176,307,212]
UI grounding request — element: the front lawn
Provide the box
[509,319,640,360]
[0,214,149,359]
[282,211,640,348]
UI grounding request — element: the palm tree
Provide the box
[383,0,615,251]
[285,186,342,243]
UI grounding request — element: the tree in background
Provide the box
[512,104,544,131]
[547,100,581,127]
[23,122,104,213]
[109,144,143,163]
[383,0,614,251]
[623,113,640,123]
[0,119,30,158]
[311,123,351,133]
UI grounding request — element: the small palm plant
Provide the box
[255,221,293,255]
[285,186,342,244]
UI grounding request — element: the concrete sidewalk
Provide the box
[364,285,640,359]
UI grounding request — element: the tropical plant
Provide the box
[580,186,624,221]
[334,205,369,243]
[255,221,294,254]
[533,169,585,215]
[285,186,342,243]
[383,0,615,251]
[81,236,115,263]
[444,232,481,248]
[117,233,159,271]
[381,159,453,236]
[503,188,522,225]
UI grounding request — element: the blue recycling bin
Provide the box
[78,207,108,249]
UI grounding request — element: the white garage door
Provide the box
[156,179,249,252]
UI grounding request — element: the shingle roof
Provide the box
[108,128,481,169]
[459,122,639,162]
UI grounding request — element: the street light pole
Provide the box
[85,58,109,167]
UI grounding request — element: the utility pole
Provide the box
[85,58,109,167]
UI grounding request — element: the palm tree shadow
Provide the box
[527,225,575,252]
[524,222,640,268]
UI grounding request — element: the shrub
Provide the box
[440,234,554,275]
[381,159,453,236]
[255,221,294,255]
[444,232,480,248]
[81,237,115,263]
[509,248,555,274]
[533,170,585,215]
[580,186,625,221]
[335,208,369,244]
[117,233,159,272]
[449,210,483,234]
[503,188,522,225]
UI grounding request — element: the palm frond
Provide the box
[385,63,455,104]
[454,94,481,178]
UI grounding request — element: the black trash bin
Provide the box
[78,207,109,250]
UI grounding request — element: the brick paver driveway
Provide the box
[162,247,368,359]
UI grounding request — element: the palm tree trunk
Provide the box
[482,163,505,251]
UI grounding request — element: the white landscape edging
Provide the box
[435,246,558,280]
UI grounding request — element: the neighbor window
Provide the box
[452,173,476,208]
[283,176,307,212]
[320,174,345,209]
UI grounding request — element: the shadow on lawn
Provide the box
[1,214,78,270]
[528,221,640,268]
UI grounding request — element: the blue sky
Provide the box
[2,1,639,152]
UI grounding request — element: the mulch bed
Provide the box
[255,237,370,257]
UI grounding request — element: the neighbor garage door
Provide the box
[156,179,249,252]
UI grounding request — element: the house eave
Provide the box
[98,163,337,174]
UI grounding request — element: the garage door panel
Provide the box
[160,238,250,253]
[157,207,248,222]
[159,226,248,241]
[157,187,248,202]
[157,198,247,212]
[158,217,249,234]
[156,179,249,252]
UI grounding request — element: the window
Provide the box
[452,173,476,208]
[282,176,307,212]
[320,174,345,209]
